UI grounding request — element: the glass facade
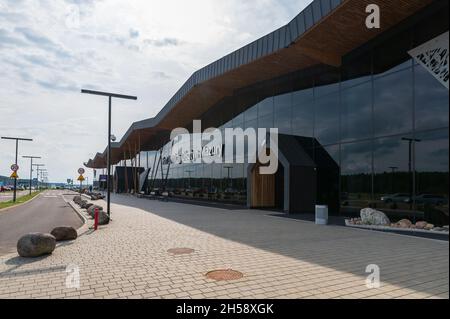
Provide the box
[136,7,448,224]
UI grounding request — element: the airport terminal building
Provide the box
[86,0,449,224]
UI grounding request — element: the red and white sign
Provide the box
[11,164,19,172]
[78,168,85,175]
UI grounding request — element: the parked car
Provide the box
[380,193,410,203]
[404,194,448,206]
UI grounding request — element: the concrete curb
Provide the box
[0,192,42,213]
[63,196,92,236]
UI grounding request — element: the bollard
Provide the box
[94,207,99,231]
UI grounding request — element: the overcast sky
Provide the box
[0,0,312,183]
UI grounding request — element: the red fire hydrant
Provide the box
[94,207,99,231]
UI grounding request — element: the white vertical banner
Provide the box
[408,31,449,90]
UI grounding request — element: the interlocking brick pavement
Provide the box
[0,193,448,299]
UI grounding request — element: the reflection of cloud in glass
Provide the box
[374,68,413,136]
[416,129,449,172]
[341,141,372,175]
[415,65,449,130]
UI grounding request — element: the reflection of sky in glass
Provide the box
[374,67,413,137]
[341,141,372,175]
[341,81,372,142]
[415,65,449,130]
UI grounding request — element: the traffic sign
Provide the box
[77,175,85,182]
[78,168,85,175]
[10,171,18,179]
[11,164,19,172]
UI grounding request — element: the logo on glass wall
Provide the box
[408,31,449,90]
[365,4,380,29]
[170,120,279,175]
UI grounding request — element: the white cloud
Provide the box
[0,0,312,182]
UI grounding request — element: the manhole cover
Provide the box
[205,269,244,281]
[167,248,195,255]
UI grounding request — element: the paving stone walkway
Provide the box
[0,193,448,299]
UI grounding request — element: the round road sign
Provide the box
[78,168,85,175]
[11,164,19,171]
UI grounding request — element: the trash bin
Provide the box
[315,205,328,225]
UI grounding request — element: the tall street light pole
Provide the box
[401,137,421,210]
[1,136,33,202]
[23,156,41,195]
[40,170,48,188]
[33,164,45,191]
[81,89,137,218]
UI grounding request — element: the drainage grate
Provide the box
[167,248,195,255]
[205,269,244,281]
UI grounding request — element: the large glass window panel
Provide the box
[232,112,244,128]
[314,92,340,146]
[244,104,258,122]
[274,92,291,109]
[244,119,257,130]
[292,87,314,138]
[414,129,449,226]
[258,113,274,130]
[292,103,314,138]
[274,103,292,134]
[203,164,213,192]
[341,81,372,142]
[373,67,413,137]
[315,67,340,97]
[414,64,449,131]
[292,87,313,106]
[212,164,222,192]
[258,97,273,117]
[340,140,373,214]
[315,144,340,213]
[373,136,412,216]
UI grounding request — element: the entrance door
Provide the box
[251,162,275,208]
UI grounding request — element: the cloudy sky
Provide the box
[0,0,312,183]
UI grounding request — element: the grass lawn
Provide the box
[0,191,42,210]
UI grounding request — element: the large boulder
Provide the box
[97,210,110,225]
[17,233,56,258]
[87,205,103,217]
[73,195,82,204]
[360,208,390,226]
[415,221,428,229]
[50,226,78,241]
[80,201,90,209]
[397,219,412,228]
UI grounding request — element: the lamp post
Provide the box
[40,169,47,189]
[23,156,41,195]
[81,89,137,218]
[401,137,421,210]
[1,136,33,202]
[32,164,45,190]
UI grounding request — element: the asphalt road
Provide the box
[0,190,83,255]
[0,190,29,203]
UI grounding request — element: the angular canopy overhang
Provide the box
[85,0,434,169]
